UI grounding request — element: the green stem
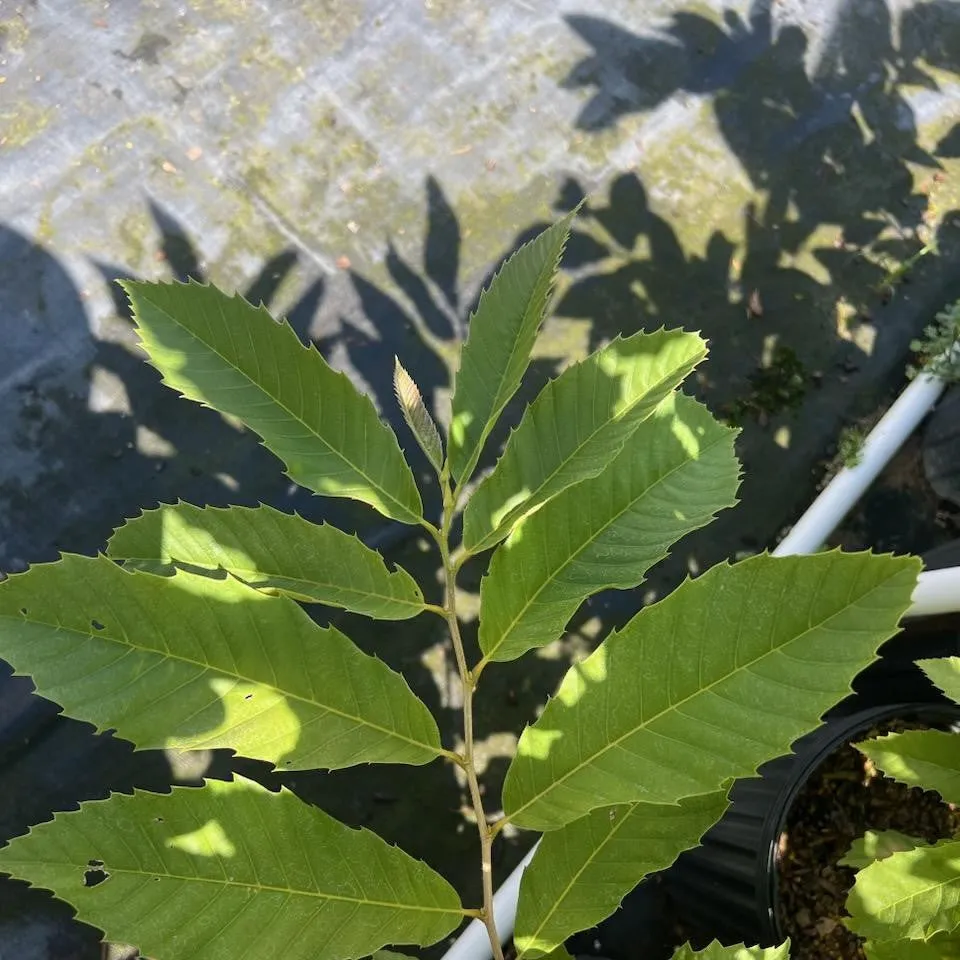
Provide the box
[437,474,505,960]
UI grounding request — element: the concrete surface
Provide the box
[1,0,960,957]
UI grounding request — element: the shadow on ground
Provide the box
[2,0,960,956]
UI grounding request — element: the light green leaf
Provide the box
[920,657,960,705]
[122,280,423,524]
[477,393,739,665]
[106,502,425,620]
[463,329,708,553]
[672,941,790,959]
[840,829,925,869]
[394,357,444,474]
[856,730,960,804]
[502,551,921,831]
[0,555,442,769]
[847,839,960,941]
[864,936,960,959]
[0,776,463,960]
[449,213,574,485]
[515,791,728,959]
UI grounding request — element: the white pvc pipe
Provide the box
[774,369,948,556]
[442,846,537,960]
[442,353,958,960]
[908,567,960,617]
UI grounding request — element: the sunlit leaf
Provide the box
[0,776,464,960]
[0,556,442,769]
[840,829,925,869]
[515,791,728,958]
[478,393,739,664]
[856,730,960,804]
[122,279,423,524]
[503,551,920,831]
[463,328,708,553]
[449,213,574,485]
[920,657,960,705]
[863,935,960,959]
[107,502,425,620]
[394,357,444,474]
[672,942,790,959]
[847,839,960,941]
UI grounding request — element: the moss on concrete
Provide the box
[115,211,153,270]
[633,103,754,257]
[299,1,364,52]
[0,13,29,52]
[0,100,56,149]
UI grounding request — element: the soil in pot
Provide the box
[776,720,960,960]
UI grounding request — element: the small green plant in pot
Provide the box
[0,214,922,960]
[840,656,960,958]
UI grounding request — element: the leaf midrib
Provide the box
[482,427,733,663]
[3,614,440,758]
[506,564,907,827]
[472,349,704,552]
[141,295,414,521]
[0,858,463,914]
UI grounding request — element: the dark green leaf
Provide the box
[449,213,574,485]
[0,776,463,960]
[515,791,728,957]
[503,552,921,831]
[0,556,442,769]
[123,280,422,524]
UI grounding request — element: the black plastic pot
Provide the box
[666,641,960,947]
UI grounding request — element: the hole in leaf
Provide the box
[87,859,104,867]
[19,608,27,616]
[83,867,110,887]
[154,817,164,824]
[244,694,253,701]
[91,619,105,631]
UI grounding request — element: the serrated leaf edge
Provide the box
[121,279,423,525]
[106,500,426,614]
